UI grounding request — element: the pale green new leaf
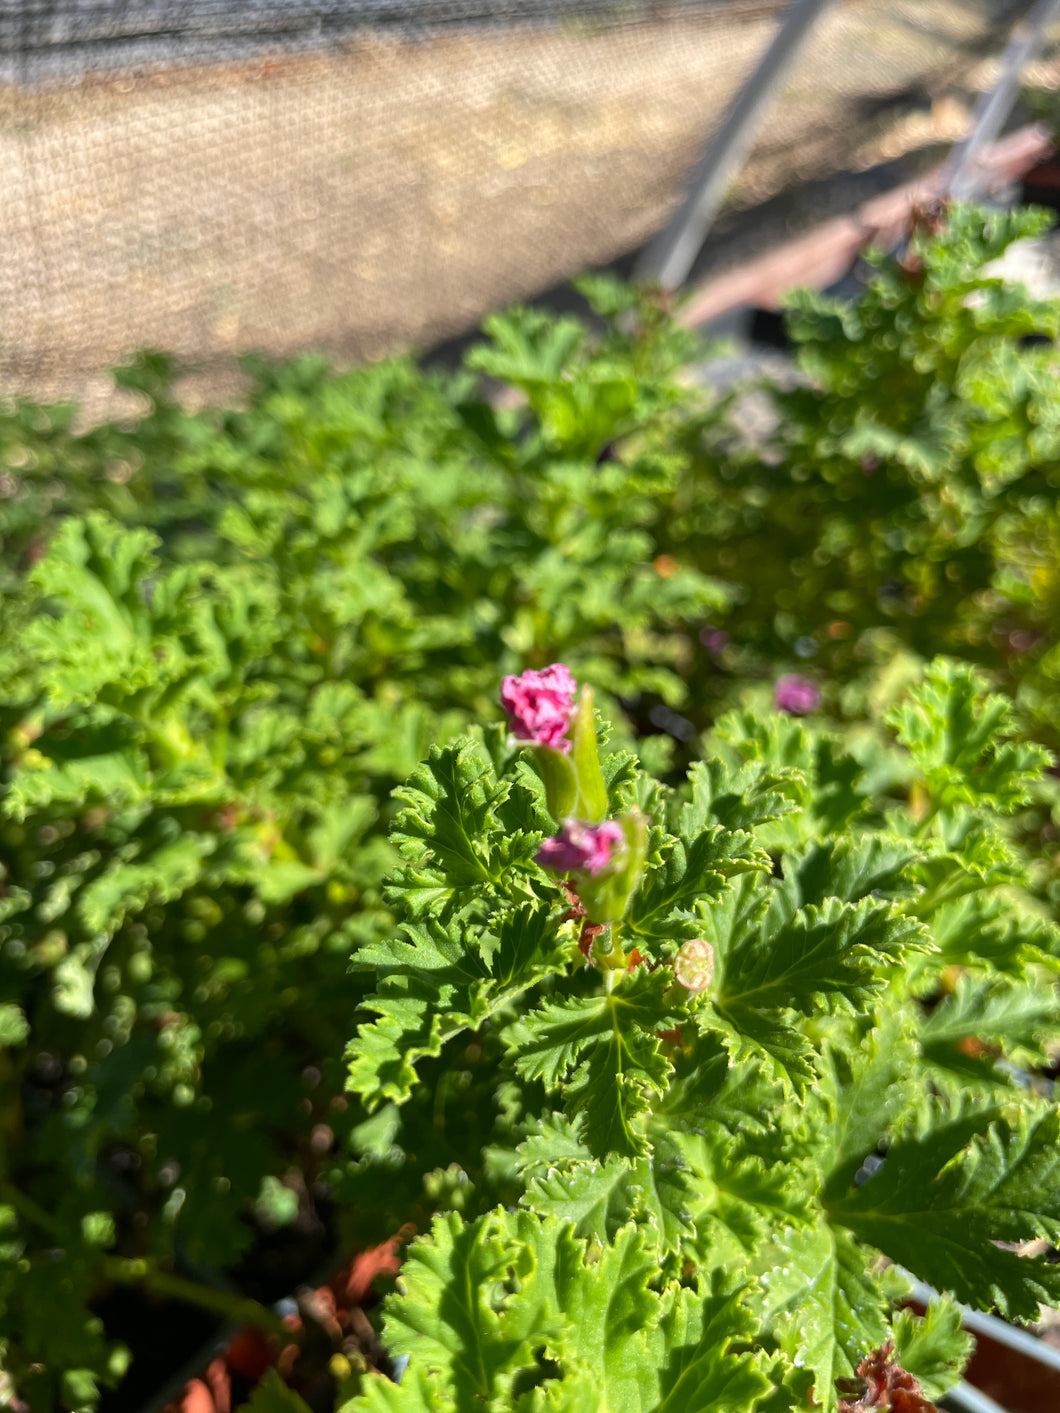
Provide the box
[888,659,1050,813]
[760,1220,891,1412]
[347,1365,436,1413]
[379,1209,564,1407]
[530,1231,769,1413]
[651,1275,773,1413]
[891,1297,972,1400]
[345,1210,768,1413]
[0,1003,28,1047]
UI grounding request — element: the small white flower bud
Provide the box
[674,938,715,993]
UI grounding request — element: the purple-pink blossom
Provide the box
[536,820,624,876]
[774,674,821,715]
[699,626,730,654]
[500,664,577,752]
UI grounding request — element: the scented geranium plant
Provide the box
[668,203,1060,730]
[344,660,1060,1413]
[0,281,723,1412]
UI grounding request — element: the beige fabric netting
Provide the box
[0,0,1036,416]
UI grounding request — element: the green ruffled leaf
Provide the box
[627,826,766,948]
[678,758,804,837]
[388,741,541,910]
[817,1020,920,1202]
[891,1297,972,1401]
[347,901,567,1107]
[919,975,1060,1091]
[345,1209,769,1413]
[715,713,867,840]
[760,1220,892,1412]
[888,659,1051,813]
[242,1370,314,1413]
[504,969,678,1160]
[829,1106,1060,1320]
[718,893,929,1017]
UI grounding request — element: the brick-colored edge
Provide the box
[677,124,1056,326]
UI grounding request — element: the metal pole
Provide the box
[635,0,835,290]
[941,1383,1011,1413]
[943,0,1060,201]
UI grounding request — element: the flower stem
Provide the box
[0,1182,289,1339]
[102,1257,290,1338]
[0,1180,63,1240]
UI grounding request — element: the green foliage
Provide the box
[345,660,1060,1412]
[243,1371,314,1413]
[0,284,724,1411]
[887,660,1050,813]
[829,1107,1060,1320]
[665,203,1060,740]
[345,1208,770,1413]
[892,1296,973,1400]
[9,211,1060,1413]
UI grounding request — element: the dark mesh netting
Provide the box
[0,0,1050,415]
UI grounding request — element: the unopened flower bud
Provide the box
[536,820,625,877]
[674,938,715,993]
[774,674,820,715]
[500,664,577,752]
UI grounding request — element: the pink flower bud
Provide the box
[500,664,577,753]
[774,674,820,716]
[536,820,624,877]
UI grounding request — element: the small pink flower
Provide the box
[536,820,624,876]
[774,674,820,716]
[699,626,730,654]
[500,664,577,753]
